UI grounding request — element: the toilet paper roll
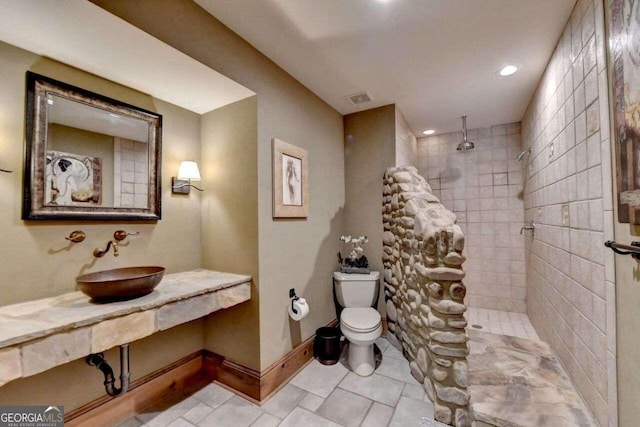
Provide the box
[288,298,309,321]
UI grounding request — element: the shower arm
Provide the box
[462,116,468,142]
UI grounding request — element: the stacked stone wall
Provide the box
[382,166,470,426]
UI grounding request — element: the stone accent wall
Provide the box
[383,166,470,427]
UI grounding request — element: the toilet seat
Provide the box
[341,307,381,333]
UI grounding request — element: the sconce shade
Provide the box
[177,161,201,181]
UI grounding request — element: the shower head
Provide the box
[456,115,475,151]
[457,141,475,151]
[516,148,531,161]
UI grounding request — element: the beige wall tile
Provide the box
[522,1,614,423]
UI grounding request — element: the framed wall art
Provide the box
[45,150,102,206]
[272,138,308,218]
[608,0,640,224]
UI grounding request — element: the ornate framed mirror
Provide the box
[23,72,162,220]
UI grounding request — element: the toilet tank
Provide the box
[333,271,380,307]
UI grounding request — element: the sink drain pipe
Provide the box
[86,343,130,396]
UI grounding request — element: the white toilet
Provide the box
[333,271,382,376]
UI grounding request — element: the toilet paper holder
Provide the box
[289,288,300,314]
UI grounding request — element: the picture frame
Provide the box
[45,150,103,207]
[606,0,640,224]
[272,138,308,218]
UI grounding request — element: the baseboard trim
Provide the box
[202,350,261,401]
[204,318,338,403]
[65,351,206,426]
[260,318,338,401]
[66,319,338,424]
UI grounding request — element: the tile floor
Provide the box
[466,307,538,339]
[120,308,541,427]
[119,338,445,427]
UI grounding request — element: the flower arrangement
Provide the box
[338,235,370,273]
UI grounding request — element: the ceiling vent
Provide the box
[347,91,373,106]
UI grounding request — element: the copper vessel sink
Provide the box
[76,266,165,302]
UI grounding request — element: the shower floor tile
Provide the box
[468,329,596,426]
[467,307,538,339]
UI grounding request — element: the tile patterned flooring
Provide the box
[466,307,538,340]
[119,308,541,427]
[119,337,446,427]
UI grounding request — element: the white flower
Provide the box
[340,234,368,261]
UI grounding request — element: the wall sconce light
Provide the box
[172,161,203,194]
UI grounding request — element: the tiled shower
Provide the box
[415,0,617,424]
[521,0,615,424]
[417,124,527,313]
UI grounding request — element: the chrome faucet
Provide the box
[520,220,535,235]
[93,230,139,258]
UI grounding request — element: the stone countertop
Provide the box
[0,269,251,349]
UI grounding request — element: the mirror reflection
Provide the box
[46,94,150,209]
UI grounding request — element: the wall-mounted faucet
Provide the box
[520,220,535,235]
[93,230,140,258]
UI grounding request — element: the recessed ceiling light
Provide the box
[499,65,518,76]
[422,129,435,135]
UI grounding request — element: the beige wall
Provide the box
[521,0,616,424]
[200,96,260,369]
[93,0,345,370]
[0,40,204,410]
[418,123,526,313]
[344,105,396,307]
[0,40,202,303]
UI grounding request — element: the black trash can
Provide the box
[314,326,341,365]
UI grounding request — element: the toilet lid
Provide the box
[341,308,381,332]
